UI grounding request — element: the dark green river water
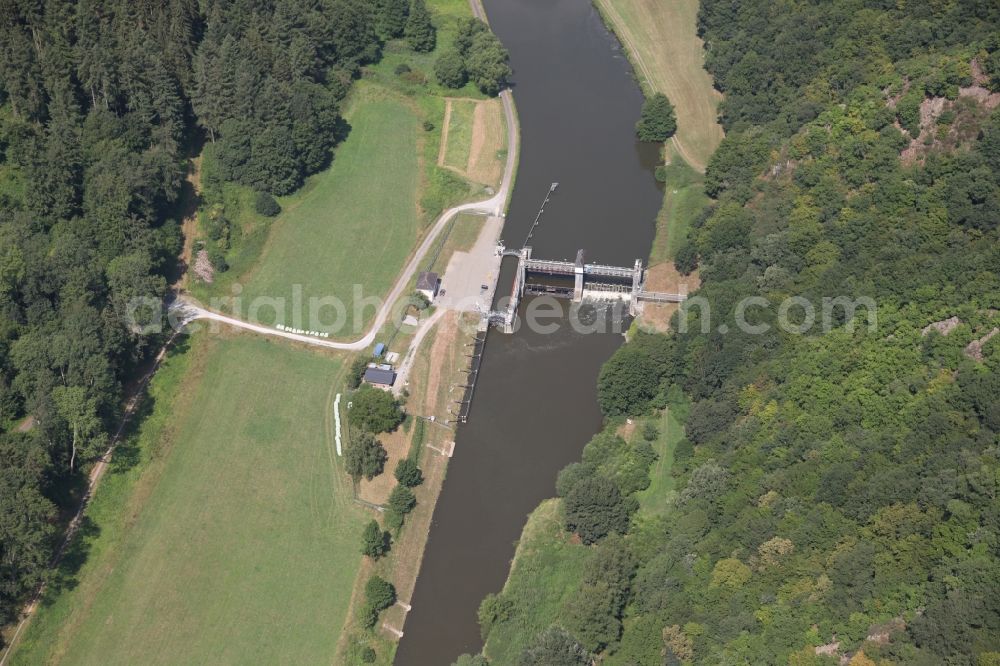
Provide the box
[396,1,663,662]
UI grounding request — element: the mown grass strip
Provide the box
[14,337,366,665]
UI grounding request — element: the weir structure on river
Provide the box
[396,0,678,658]
[485,245,687,333]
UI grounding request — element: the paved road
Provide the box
[172,87,517,352]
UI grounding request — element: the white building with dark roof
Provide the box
[363,366,396,389]
[416,271,439,301]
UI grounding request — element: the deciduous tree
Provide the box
[597,345,661,417]
[517,626,590,666]
[387,485,416,515]
[344,432,388,483]
[635,93,677,142]
[361,519,390,559]
[435,50,467,88]
[563,475,635,544]
[52,385,106,472]
[365,574,396,611]
[464,32,511,96]
[394,458,423,487]
[348,386,404,433]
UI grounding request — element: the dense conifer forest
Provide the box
[479,1,1000,664]
[0,0,412,633]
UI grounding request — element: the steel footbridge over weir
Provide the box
[476,182,688,333]
[484,245,688,334]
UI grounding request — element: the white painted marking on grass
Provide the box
[334,393,343,456]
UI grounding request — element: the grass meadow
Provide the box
[635,401,686,514]
[481,401,688,664]
[190,0,493,337]
[594,0,723,172]
[12,335,366,665]
[440,97,507,189]
[443,99,476,169]
[215,86,422,336]
[648,163,709,265]
[482,500,591,665]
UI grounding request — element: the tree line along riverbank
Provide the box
[465,1,1000,664]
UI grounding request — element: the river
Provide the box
[394,0,664,663]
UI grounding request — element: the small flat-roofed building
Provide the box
[416,271,439,301]
[373,342,386,357]
[363,366,396,389]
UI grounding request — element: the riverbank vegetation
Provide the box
[593,0,723,172]
[596,0,715,335]
[439,98,507,189]
[340,312,483,665]
[635,93,677,143]
[435,18,511,96]
[472,1,1000,664]
[646,164,707,268]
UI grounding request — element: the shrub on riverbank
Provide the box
[361,520,390,560]
[361,575,397,628]
[635,93,677,142]
[394,458,424,487]
[385,485,417,532]
[253,191,281,217]
[518,626,591,665]
[435,50,468,88]
[436,18,511,95]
